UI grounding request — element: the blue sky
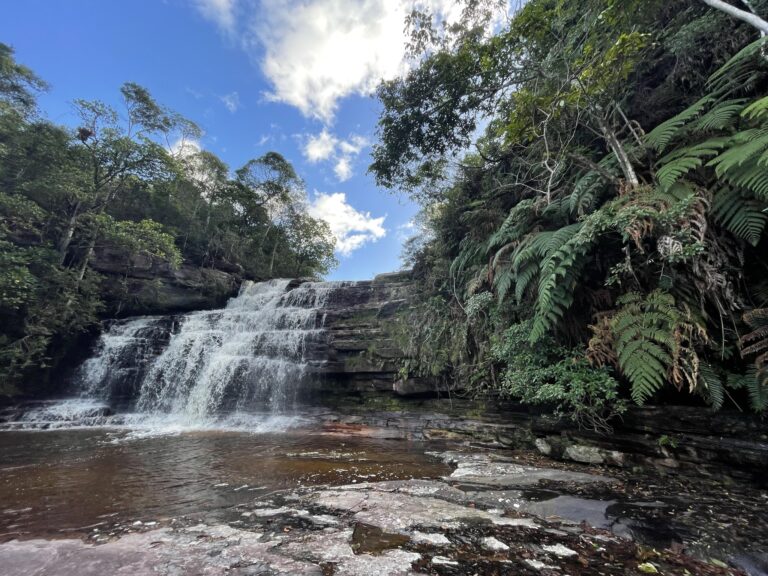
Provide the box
[0,0,472,280]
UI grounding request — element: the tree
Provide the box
[61,84,199,277]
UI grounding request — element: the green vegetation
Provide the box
[373,0,768,428]
[0,44,336,394]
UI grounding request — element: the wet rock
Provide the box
[481,536,509,552]
[438,451,617,488]
[525,559,556,570]
[564,444,605,464]
[535,438,552,456]
[351,523,411,555]
[410,532,451,546]
[542,543,578,557]
[304,487,540,534]
[431,556,459,566]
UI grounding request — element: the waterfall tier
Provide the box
[1,271,417,432]
[75,279,352,424]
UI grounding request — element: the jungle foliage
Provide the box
[0,44,336,394]
[374,0,768,428]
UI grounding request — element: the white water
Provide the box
[10,280,352,433]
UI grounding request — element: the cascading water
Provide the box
[130,279,335,420]
[8,280,351,431]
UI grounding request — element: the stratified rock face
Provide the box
[302,270,427,398]
[90,248,240,316]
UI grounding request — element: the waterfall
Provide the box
[67,279,347,428]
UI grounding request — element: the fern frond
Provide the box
[514,259,539,304]
[569,155,618,216]
[530,222,594,342]
[492,266,514,303]
[727,369,768,412]
[742,95,768,121]
[610,290,695,405]
[699,362,724,410]
[694,100,747,131]
[487,199,536,251]
[655,138,728,190]
[711,188,768,246]
[719,160,768,201]
[707,39,767,96]
[645,96,714,153]
[708,130,768,177]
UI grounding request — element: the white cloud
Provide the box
[304,130,338,162]
[302,130,369,182]
[257,1,407,122]
[334,157,352,182]
[194,0,237,33]
[220,91,240,113]
[339,134,368,155]
[308,192,386,255]
[195,1,507,122]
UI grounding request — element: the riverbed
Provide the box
[0,422,767,575]
[0,428,449,540]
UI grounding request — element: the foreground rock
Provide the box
[0,450,752,576]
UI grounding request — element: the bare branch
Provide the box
[701,0,768,36]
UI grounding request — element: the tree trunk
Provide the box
[57,201,81,265]
[597,116,640,189]
[701,0,768,36]
[269,242,278,276]
[77,238,95,282]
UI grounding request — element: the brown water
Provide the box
[0,429,450,540]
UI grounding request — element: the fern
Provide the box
[711,187,768,246]
[645,96,714,153]
[693,99,747,131]
[569,154,619,216]
[727,369,768,412]
[708,129,768,176]
[487,199,536,251]
[742,308,768,367]
[493,265,515,303]
[740,309,768,411]
[530,222,595,342]
[609,291,698,405]
[717,160,768,202]
[698,361,724,410]
[707,39,767,96]
[655,138,728,190]
[742,95,768,121]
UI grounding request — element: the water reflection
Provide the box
[0,430,450,540]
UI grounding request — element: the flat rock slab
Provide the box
[304,487,541,533]
[0,524,428,576]
[436,451,617,488]
[0,527,322,576]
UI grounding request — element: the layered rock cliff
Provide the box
[90,248,240,316]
